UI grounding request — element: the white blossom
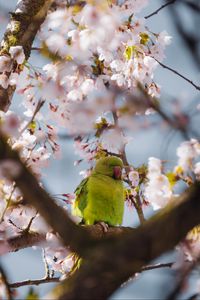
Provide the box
[148,157,162,175]
[9,46,25,64]
[144,157,172,210]
[144,174,172,210]
[129,171,140,187]
[175,139,200,173]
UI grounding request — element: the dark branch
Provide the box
[0,134,94,255]
[9,276,60,289]
[0,232,45,254]
[145,0,177,19]
[141,262,173,272]
[168,1,200,69]
[154,58,200,91]
[50,183,200,300]
[0,0,53,112]
[1,131,200,299]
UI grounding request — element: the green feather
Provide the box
[73,178,88,219]
[72,156,124,226]
[70,156,124,274]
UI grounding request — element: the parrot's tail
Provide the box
[67,252,82,275]
[66,221,85,275]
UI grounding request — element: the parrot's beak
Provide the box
[113,166,122,179]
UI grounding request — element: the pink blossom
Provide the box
[0,111,20,137]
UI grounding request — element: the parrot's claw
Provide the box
[98,221,109,233]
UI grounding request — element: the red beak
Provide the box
[113,166,122,179]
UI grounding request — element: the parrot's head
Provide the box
[94,156,123,179]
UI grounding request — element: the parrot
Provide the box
[72,155,124,227]
[68,156,124,274]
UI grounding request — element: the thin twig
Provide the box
[19,99,45,135]
[31,47,42,51]
[23,214,37,233]
[137,83,190,140]
[8,262,172,290]
[0,183,16,223]
[145,0,177,19]
[141,262,173,272]
[9,277,60,289]
[168,3,200,69]
[43,249,51,278]
[112,111,145,224]
[154,58,200,91]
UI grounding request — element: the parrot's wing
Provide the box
[73,177,89,218]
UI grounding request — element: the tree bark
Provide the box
[0,0,53,111]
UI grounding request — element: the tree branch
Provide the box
[0,133,138,258]
[9,276,60,289]
[141,262,173,272]
[1,133,200,299]
[0,224,134,255]
[153,58,200,91]
[145,0,177,19]
[0,0,53,112]
[0,134,95,255]
[49,183,200,300]
[0,232,45,254]
[8,262,173,290]
[167,2,200,70]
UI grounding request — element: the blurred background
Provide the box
[0,0,200,298]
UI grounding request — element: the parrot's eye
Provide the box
[113,166,122,179]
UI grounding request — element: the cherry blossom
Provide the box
[129,170,140,187]
[144,157,172,210]
[174,139,200,174]
[9,46,25,65]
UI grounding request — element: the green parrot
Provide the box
[72,156,124,226]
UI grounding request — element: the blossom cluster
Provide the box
[0,46,25,89]
[144,157,173,210]
[144,139,200,211]
[0,0,176,276]
[11,0,171,138]
[143,139,200,263]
